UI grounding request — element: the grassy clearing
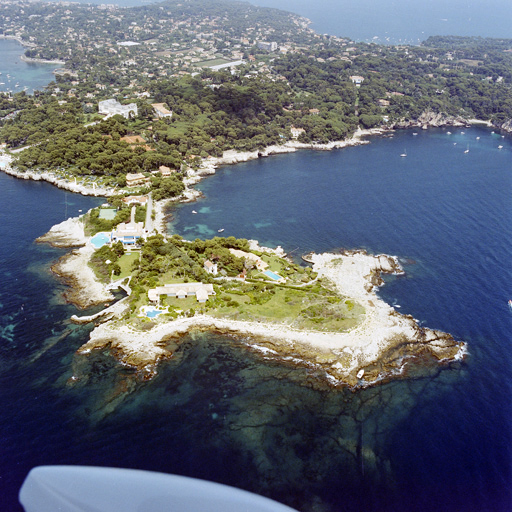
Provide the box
[194,58,231,67]
[204,283,365,332]
[117,252,140,279]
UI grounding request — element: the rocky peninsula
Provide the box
[38,213,465,389]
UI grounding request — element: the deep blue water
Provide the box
[1,127,511,512]
[250,0,512,43]
[57,0,512,43]
[0,40,60,95]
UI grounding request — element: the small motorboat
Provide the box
[192,210,197,214]
[508,299,512,310]
[218,228,225,233]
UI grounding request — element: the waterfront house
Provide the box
[122,195,148,205]
[290,126,305,139]
[148,283,216,303]
[126,172,150,187]
[158,165,175,177]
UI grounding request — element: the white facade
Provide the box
[98,99,138,119]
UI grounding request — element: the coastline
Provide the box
[28,123,474,387]
[0,127,385,199]
[75,249,465,387]
[2,118,508,200]
[37,217,115,308]
[20,54,65,65]
[35,212,465,388]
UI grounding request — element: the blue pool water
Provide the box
[90,232,111,249]
[263,270,282,281]
[146,308,163,318]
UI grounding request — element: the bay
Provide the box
[1,126,511,511]
[0,39,61,95]
[250,0,512,43]
[55,0,512,44]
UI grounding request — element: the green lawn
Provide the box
[117,252,140,278]
[194,58,231,67]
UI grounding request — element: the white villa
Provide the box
[98,98,138,119]
[125,172,150,187]
[148,283,216,303]
[203,260,218,275]
[151,103,173,118]
[290,126,305,139]
[111,205,144,246]
[350,75,365,87]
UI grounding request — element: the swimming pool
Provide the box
[263,270,282,281]
[90,232,111,249]
[144,306,167,318]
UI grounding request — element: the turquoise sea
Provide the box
[0,39,60,95]
[1,126,511,512]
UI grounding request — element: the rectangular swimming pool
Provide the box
[263,270,282,281]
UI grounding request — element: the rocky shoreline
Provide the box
[35,214,465,388]
[20,54,65,65]
[2,116,509,202]
[74,249,465,387]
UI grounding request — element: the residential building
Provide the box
[350,75,365,87]
[126,172,150,187]
[290,126,305,139]
[151,103,173,118]
[111,204,145,246]
[158,165,175,177]
[257,41,278,52]
[121,195,148,205]
[203,259,218,275]
[98,98,138,119]
[148,283,216,303]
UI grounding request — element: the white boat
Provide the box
[357,369,365,379]
[447,131,452,135]
[192,210,197,214]
[464,144,469,154]
[476,137,480,140]
[498,145,503,149]
[400,149,407,157]
[218,228,224,233]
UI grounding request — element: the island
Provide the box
[38,194,465,388]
